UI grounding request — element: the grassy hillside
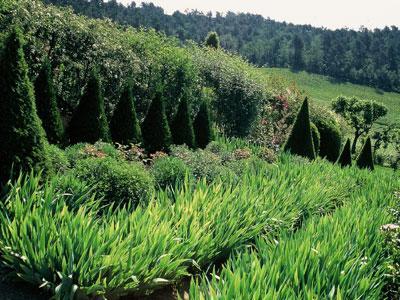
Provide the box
[263,68,400,125]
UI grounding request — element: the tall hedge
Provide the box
[34,59,64,144]
[171,97,195,148]
[68,69,110,144]
[337,139,352,168]
[0,28,49,183]
[310,105,343,162]
[194,100,214,149]
[284,98,316,160]
[142,93,172,153]
[110,82,142,145]
[356,137,374,171]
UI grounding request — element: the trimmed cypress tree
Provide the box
[336,138,352,168]
[0,28,49,183]
[194,100,214,149]
[110,82,142,145]
[171,97,195,148]
[356,137,374,170]
[68,69,110,144]
[205,31,220,49]
[284,98,316,160]
[34,59,64,145]
[142,92,172,153]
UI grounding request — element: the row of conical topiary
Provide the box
[0,27,214,183]
[68,69,214,153]
[284,98,374,170]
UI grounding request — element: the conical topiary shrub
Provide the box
[284,98,316,160]
[356,137,374,170]
[142,92,172,153]
[194,100,214,149]
[336,138,352,168]
[0,28,49,183]
[68,69,110,144]
[34,59,64,145]
[171,97,195,148]
[110,81,142,145]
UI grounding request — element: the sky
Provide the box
[116,0,400,30]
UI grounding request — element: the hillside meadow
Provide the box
[263,68,400,125]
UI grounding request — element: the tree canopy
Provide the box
[332,96,387,153]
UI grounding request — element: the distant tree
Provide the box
[372,123,399,152]
[194,100,214,149]
[142,92,172,153]
[290,34,305,70]
[171,97,195,148]
[205,31,220,49]
[68,69,110,144]
[0,28,49,183]
[336,139,352,168]
[284,98,316,160]
[110,81,142,145]
[34,59,65,145]
[356,137,374,170]
[332,96,387,153]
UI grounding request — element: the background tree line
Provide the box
[44,0,400,92]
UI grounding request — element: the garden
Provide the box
[0,1,399,299]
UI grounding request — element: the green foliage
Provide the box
[191,47,264,137]
[45,0,400,93]
[34,59,64,145]
[356,137,375,171]
[72,157,154,207]
[336,138,352,168]
[205,31,220,49]
[0,27,49,184]
[265,68,400,126]
[189,169,397,299]
[310,122,320,155]
[194,100,214,149]
[110,81,142,145]
[142,93,172,153]
[284,98,316,160]
[151,156,190,189]
[45,144,70,174]
[310,106,343,162]
[0,154,368,299]
[332,96,388,153]
[68,69,111,144]
[65,142,123,166]
[290,34,305,70]
[171,97,195,148]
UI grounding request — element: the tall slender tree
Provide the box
[284,98,316,160]
[110,81,142,145]
[0,28,49,183]
[336,139,352,168]
[356,137,374,170]
[171,97,195,148]
[194,100,214,149]
[34,59,64,145]
[68,69,110,144]
[142,92,172,153]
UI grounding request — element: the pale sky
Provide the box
[116,0,400,30]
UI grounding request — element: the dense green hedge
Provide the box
[72,157,154,207]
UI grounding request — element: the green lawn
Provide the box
[262,68,400,125]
